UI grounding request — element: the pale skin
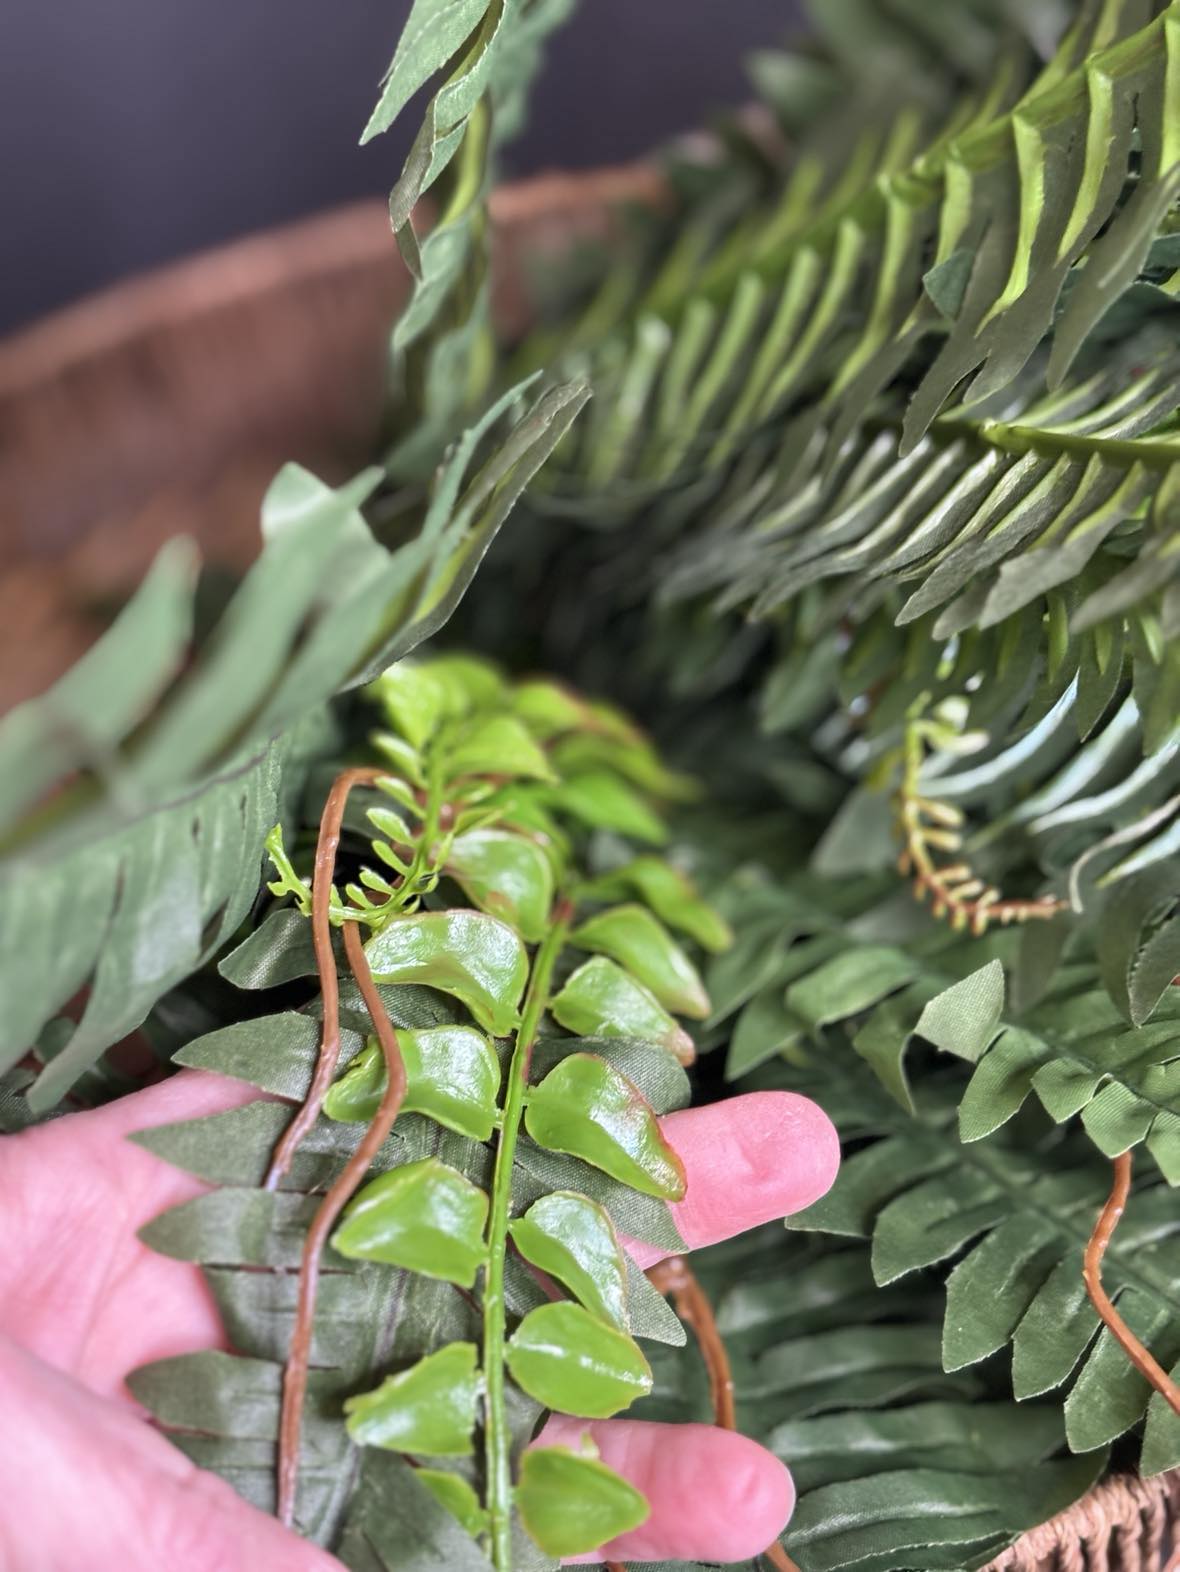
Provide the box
[0,1073,839,1570]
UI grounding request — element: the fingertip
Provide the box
[542,1419,794,1564]
[642,1090,840,1262]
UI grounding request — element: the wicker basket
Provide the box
[0,172,1175,1572]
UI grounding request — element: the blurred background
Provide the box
[0,0,799,335]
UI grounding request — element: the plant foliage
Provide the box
[131,657,727,1568]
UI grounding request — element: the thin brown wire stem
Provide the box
[275,920,408,1528]
[1083,1151,1180,1417]
[641,1256,802,1572]
[264,764,388,1192]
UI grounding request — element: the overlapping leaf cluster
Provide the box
[131,656,732,1569]
[0,379,586,1115]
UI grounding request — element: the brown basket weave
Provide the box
[0,170,1175,1572]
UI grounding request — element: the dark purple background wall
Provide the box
[0,1,798,335]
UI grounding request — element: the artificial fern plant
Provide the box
[4,1,1180,1570]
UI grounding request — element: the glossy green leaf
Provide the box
[550,957,695,1064]
[509,1191,629,1329]
[511,678,594,738]
[415,1469,490,1538]
[570,904,710,1019]
[516,1445,649,1556]
[445,828,554,942]
[551,732,698,803]
[332,1157,488,1286]
[445,713,555,783]
[587,856,732,953]
[363,910,528,1036]
[524,1052,686,1200]
[345,1342,480,1456]
[324,1024,501,1140]
[369,662,445,751]
[549,771,668,845]
[506,1302,652,1417]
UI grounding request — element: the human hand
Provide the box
[0,1072,838,1571]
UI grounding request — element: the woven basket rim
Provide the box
[0,164,661,400]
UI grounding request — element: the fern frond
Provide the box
[0,381,588,1110]
[647,1227,1108,1572]
[741,1034,1180,1471]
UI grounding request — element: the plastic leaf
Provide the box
[415,1469,490,1537]
[570,904,710,1019]
[549,771,668,844]
[587,855,733,953]
[363,910,528,1036]
[506,1302,652,1417]
[445,828,554,942]
[368,662,446,751]
[511,678,594,738]
[509,1192,629,1329]
[787,947,919,1032]
[524,1052,686,1200]
[551,957,695,1064]
[332,1158,488,1286]
[344,1343,480,1456]
[915,961,1006,1063]
[324,1025,501,1141]
[444,713,555,783]
[516,1445,649,1556]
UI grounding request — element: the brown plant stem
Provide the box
[264,764,388,1192]
[636,1257,802,1572]
[1083,1151,1180,1417]
[275,920,408,1528]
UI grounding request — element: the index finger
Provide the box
[625,1090,840,1268]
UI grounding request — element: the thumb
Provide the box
[0,1333,342,1572]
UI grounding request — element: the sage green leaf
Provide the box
[363,910,528,1036]
[445,713,555,783]
[344,1343,480,1456]
[361,0,494,145]
[1141,1368,1180,1476]
[570,905,709,1019]
[850,999,915,1115]
[368,662,445,751]
[586,856,732,952]
[332,1158,489,1286]
[549,771,668,845]
[506,1302,652,1417]
[787,947,918,1032]
[415,1469,490,1537]
[516,1446,648,1557]
[550,958,695,1063]
[915,961,1006,1063]
[324,1025,501,1141]
[446,827,554,942]
[727,985,805,1080]
[509,1192,629,1329]
[337,1453,496,1572]
[524,1053,686,1200]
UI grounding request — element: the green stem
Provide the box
[482,902,572,1572]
